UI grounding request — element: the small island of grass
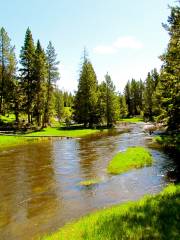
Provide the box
[107,146,153,174]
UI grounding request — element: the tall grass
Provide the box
[107,146,153,174]
[41,184,180,240]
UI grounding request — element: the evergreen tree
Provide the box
[73,50,98,127]
[159,3,180,130]
[119,93,128,118]
[98,73,119,127]
[124,80,132,116]
[54,88,64,122]
[19,27,35,124]
[124,79,144,117]
[0,27,16,114]
[131,79,139,115]
[33,40,47,126]
[144,72,156,121]
[63,91,74,107]
[43,41,59,126]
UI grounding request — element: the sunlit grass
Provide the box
[41,184,180,240]
[25,127,104,138]
[0,127,108,150]
[0,135,45,150]
[119,117,143,123]
[107,146,153,174]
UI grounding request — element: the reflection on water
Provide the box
[0,123,179,240]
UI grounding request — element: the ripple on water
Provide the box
[0,123,178,240]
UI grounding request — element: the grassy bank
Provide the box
[41,184,180,240]
[119,117,143,123]
[154,133,180,152]
[24,126,104,138]
[107,146,153,174]
[0,127,107,150]
[0,135,47,150]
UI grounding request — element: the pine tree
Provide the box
[0,27,16,114]
[43,41,59,126]
[159,3,180,130]
[73,50,98,127]
[54,88,64,122]
[119,93,128,118]
[19,27,35,124]
[144,72,155,121]
[124,80,132,116]
[98,73,119,127]
[33,40,47,126]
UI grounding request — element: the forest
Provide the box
[0,3,179,132]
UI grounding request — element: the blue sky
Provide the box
[0,0,176,92]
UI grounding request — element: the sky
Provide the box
[0,0,177,93]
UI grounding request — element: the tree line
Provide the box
[0,3,179,131]
[74,3,180,130]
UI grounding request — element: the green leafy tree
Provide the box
[159,3,180,130]
[19,27,35,124]
[73,50,98,127]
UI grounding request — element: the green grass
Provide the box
[0,127,107,150]
[119,117,143,123]
[0,135,46,150]
[24,127,104,138]
[41,184,180,240]
[107,146,153,174]
[154,133,180,152]
[78,179,101,186]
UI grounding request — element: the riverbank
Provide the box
[107,146,153,174]
[154,133,180,152]
[118,117,143,123]
[0,127,107,150]
[41,184,180,240]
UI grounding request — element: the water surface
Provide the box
[0,123,178,239]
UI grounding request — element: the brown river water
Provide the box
[0,123,179,240]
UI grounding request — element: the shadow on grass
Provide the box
[95,187,180,240]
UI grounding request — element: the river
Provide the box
[0,123,179,239]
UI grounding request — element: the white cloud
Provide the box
[113,36,143,49]
[93,36,143,55]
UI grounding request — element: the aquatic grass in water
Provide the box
[78,179,101,186]
[41,184,180,240]
[107,146,153,174]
